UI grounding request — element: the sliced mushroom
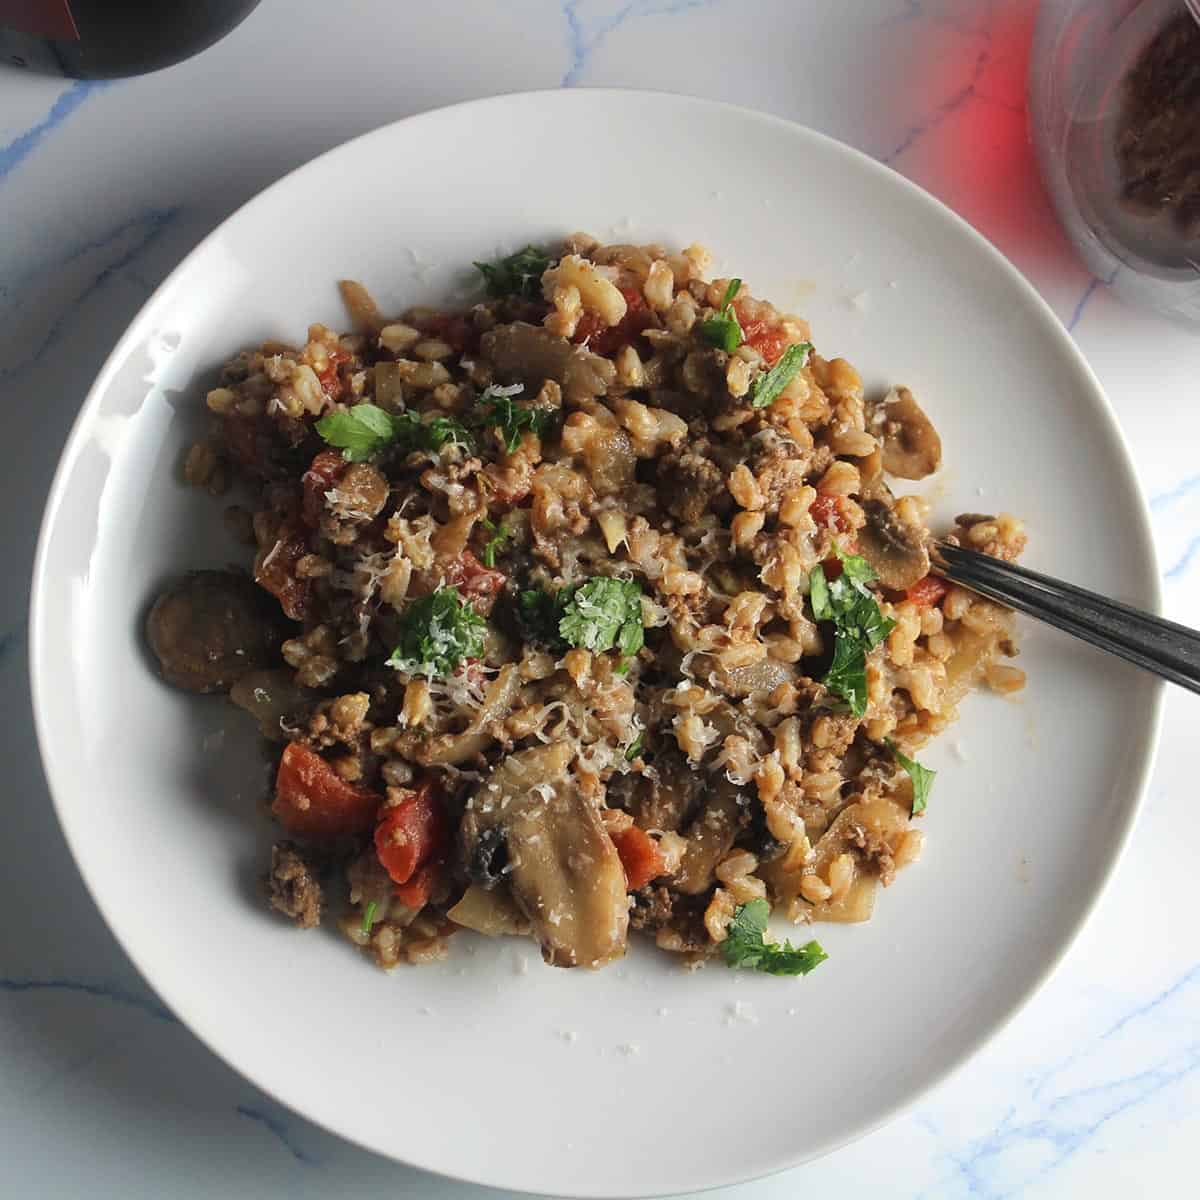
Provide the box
[759,800,884,923]
[857,498,930,591]
[230,668,312,740]
[396,664,521,766]
[480,321,615,402]
[447,883,531,937]
[708,655,795,699]
[675,778,745,895]
[610,747,706,833]
[461,741,629,967]
[146,570,277,694]
[867,386,941,480]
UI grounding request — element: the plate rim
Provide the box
[28,87,1165,1197]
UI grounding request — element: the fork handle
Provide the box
[933,541,1200,695]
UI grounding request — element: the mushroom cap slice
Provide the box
[480,321,615,402]
[857,499,931,592]
[462,742,629,968]
[867,386,941,480]
[146,570,276,694]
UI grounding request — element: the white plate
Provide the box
[30,91,1162,1197]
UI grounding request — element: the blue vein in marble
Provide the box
[1066,267,1118,332]
[0,977,177,1023]
[236,1105,320,1166]
[0,80,107,186]
[1166,533,1200,580]
[1150,472,1200,512]
[560,0,722,87]
[0,206,180,382]
[1147,475,1200,579]
[923,962,1200,1197]
[886,0,996,41]
[881,46,991,165]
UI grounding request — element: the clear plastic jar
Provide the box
[1030,0,1200,324]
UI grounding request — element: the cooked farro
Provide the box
[145,235,1026,974]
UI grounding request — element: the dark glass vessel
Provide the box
[0,0,260,78]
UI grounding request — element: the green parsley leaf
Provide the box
[475,383,554,453]
[393,409,474,455]
[749,341,813,409]
[809,563,833,622]
[479,519,511,569]
[723,899,829,977]
[888,739,936,816]
[316,403,472,461]
[698,277,743,352]
[558,577,645,657]
[387,587,487,677]
[809,549,896,717]
[830,541,878,594]
[624,732,644,761]
[823,635,869,717]
[838,589,896,651]
[361,900,378,935]
[315,403,397,462]
[473,245,553,300]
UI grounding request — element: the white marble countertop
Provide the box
[2,1,1197,1196]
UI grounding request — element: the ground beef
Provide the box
[264,841,325,927]
[657,450,728,524]
[750,434,811,516]
[629,888,711,954]
[847,820,897,888]
[629,884,675,931]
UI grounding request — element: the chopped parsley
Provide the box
[517,577,645,660]
[888,739,935,816]
[698,277,743,352]
[479,518,511,568]
[475,382,554,453]
[393,410,473,455]
[316,403,472,461]
[559,577,645,657]
[314,403,397,462]
[624,732,644,761]
[809,545,896,717]
[723,899,828,977]
[361,900,378,935]
[473,245,553,300]
[387,587,487,677]
[749,341,813,409]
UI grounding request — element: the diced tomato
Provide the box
[272,743,382,839]
[735,301,790,365]
[316,345,352,402]
[374,778,449,887]
[572,287,655,357]
[906,575,949,607]
[810,492,853,534]
[394,861,443,909]
[611,826,666,892]
[418,312,478,356]
[254,517,312,621]
[443,548,506,615]
[301,449,345,528]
